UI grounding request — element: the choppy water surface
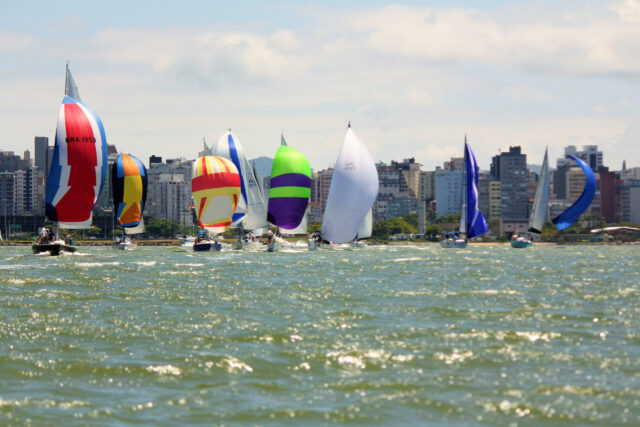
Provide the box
[1,244,639,425]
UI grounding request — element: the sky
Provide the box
[1,0,639,171]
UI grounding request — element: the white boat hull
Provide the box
[510,238,532,248]
[114,242,136,250]
[440,239,468,248]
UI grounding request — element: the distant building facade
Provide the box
[146,157,193,226]
[491,146,528,221]
[435,169,463,218]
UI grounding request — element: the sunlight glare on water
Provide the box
[1,244,639,425]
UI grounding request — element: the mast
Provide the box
[459,135,468,235]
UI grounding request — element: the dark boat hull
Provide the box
[193,242,222,252]
[32,243,77,256]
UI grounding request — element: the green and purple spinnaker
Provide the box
[267,141,311,230]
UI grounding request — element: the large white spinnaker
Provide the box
[321,125,378,243]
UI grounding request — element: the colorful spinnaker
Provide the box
[267,135,312,230]
[552,155,596,230]
[210,131,268,231]
[112,154,147,228]
[191,155,242,233]
[321,124,379,243]
[45,64,108,229]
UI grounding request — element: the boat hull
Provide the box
[440,239,468,248]
[510,239,532,248]
[114,242,136,250]
[233,240,263,251]
[193,242,222,252]
[32,243,77,256]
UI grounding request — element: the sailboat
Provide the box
[111,153,147,250]
[266,134,312,252]
[317,123,378,249]
[511,148,549,248]
[33,64,108,255]
[440,137,488,248]
[191,155,241,251]
[511,151,595,248]
[210,130,268,250]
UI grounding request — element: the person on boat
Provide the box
[267,229,274,243]
[64,234,74,245]
[37,224,47,244]
[511,233,518,241]
[47,228,55,243]
[114,235,121,244]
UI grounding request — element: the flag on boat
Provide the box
[112,153,147,228]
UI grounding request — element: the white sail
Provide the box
[356,209,373,240]
[65,64,81,101]
[211,131,268,231]
[280,212,308,235]
[321,125,379,243]
[528,148,550,234]
[126,217,146,235]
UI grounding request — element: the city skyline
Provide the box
[1,1,640,172]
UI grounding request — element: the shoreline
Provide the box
[1,240,637,247]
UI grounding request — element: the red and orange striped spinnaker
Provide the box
[191,156,241,233]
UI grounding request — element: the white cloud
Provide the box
[0,31,37,52]
[1,1,639,172]
[344,3,640,78]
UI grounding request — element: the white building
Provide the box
[435,169,463,218]
[146,158,194,226]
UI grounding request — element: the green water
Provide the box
[1,244,639,425]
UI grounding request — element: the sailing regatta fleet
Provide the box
[32,65,597,255]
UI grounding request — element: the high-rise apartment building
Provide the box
[435,169,463,217]
[146,157,193,226]
[491,146,528,220]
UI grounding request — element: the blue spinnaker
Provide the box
[465,142,489,238]
[552,155,596,230]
